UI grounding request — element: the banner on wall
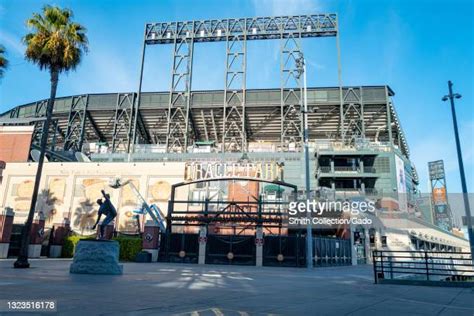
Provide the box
[395,155,407,211]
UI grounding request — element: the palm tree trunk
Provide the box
[14,68,59,268]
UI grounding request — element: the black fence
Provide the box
[263,235,306,267]
[373,250,474,287]
[7,224,23,257]
[314,237,352,267]
[159,233,199,264]
[207,234,256,265]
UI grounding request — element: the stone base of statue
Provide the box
[70,240,123,275]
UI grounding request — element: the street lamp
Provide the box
[296,52,314,269]
[442,80,474,263]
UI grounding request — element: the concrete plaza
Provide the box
[0,259,472,315]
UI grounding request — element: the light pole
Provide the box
[442,80,474,263]
[296,53,314,268]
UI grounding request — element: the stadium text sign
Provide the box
[184,161,283,182]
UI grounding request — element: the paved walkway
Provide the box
[0,259,472,315]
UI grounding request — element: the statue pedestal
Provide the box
[70,240,123,275]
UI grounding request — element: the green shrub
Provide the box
[61,235,142,261]
[112,236,142,261]
[61,235,94,258]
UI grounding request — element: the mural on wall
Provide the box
[117,178,140,233]
[148,180,172,203]
[147,178,172,219]
[39,177,66,224]
[71,178,108,234]
[11,178,34,214]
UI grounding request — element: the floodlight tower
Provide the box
[296,52,313,269]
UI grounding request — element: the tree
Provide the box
[14,5,88,268]
[0,45,8,78]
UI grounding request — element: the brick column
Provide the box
[49,219,71,258]
[0,207,14,259]
[96,221,115,240]
[255,226,263,267]
[142,220,160,262]
[28,212,45,258]
[198,226,207,265]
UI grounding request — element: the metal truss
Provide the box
[111,93,135,153]
[222,21,247,152]
[31,119,64,152]
[63,95,89,151]
[133,14,338,153]
[34,100,48,117]
[145,14,337,44]
[165,25,194,153]
[340,88,365,144]
[280,33,303,151]
[9,107,19,118]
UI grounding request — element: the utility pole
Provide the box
[296,53,314,268]
[442,80,474,263]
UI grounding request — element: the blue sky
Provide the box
[0,0,473,194]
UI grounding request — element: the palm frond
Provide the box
[23,5,88,73]
[0,45,8,78]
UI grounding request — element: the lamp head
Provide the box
[441,96,449,102]
[454,93,462,99]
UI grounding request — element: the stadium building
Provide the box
[0,14,469,266]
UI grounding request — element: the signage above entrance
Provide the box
[184,161,284,182]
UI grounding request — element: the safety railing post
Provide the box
[372,250,378,284]
[424,251,430,281]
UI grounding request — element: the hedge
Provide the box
[61,235,95,258]
[112,236,142,261]
[61,235,142,262]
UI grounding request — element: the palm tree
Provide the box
[0,45,8,78]
[14,5,88,268]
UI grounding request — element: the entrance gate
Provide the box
[161,177,297,266]
[263,235,306,267]
[206,234,255,265]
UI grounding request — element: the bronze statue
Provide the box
[92,190,117,239]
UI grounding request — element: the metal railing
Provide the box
[318,166,378,174]
[373,250,474,286]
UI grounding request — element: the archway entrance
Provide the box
[159,177,304,266]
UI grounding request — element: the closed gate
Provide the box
[313,237,352,266]
[7,224,23,257]
[263,235,306,267]
[160,233,199,264]
[206,234,256,265]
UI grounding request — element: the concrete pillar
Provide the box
[255,226,263,267]
[364,228,371,263]
[349,222,357,266]
[49,219,70,258]
[0,207,14,259]
[330,158,335,173]
[142,220,160,262]
[198,226,207,265]
[28,212,45,258]
[359,158,364,172]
